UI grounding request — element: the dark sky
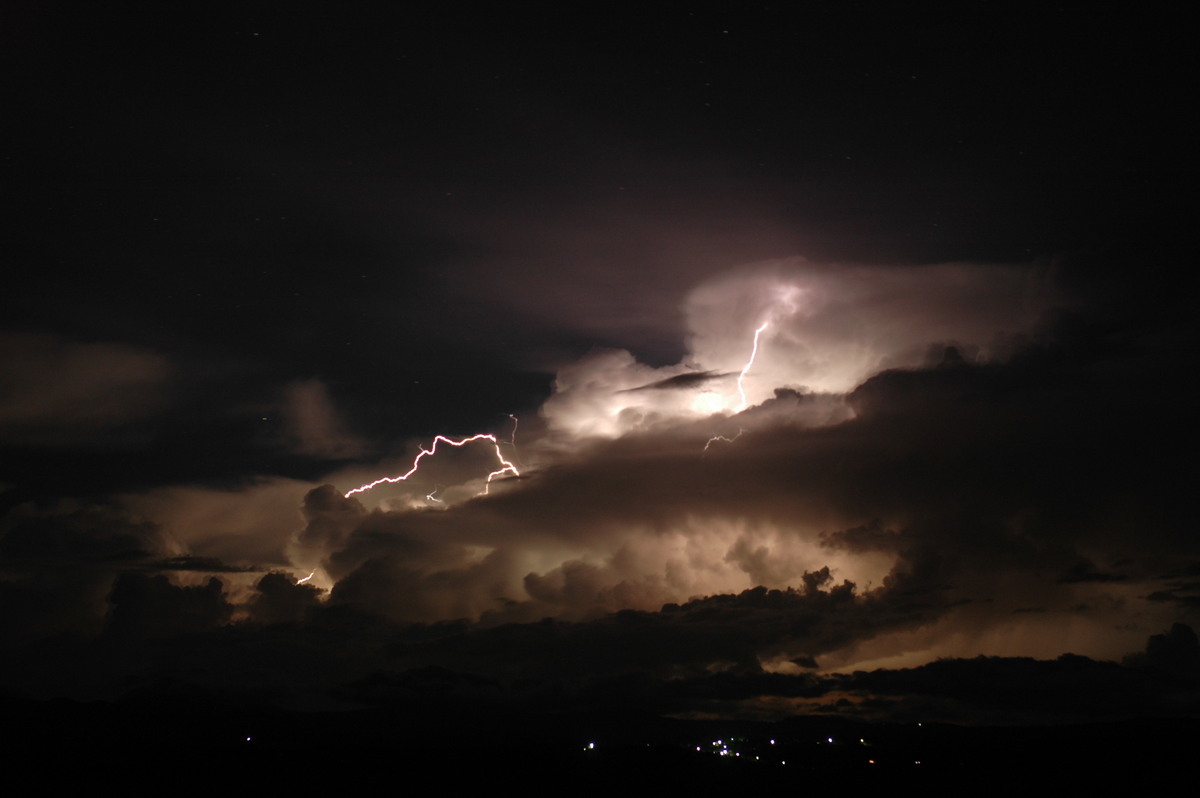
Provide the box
[2,3,1197,724]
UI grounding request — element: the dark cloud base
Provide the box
[2,562,1197,719]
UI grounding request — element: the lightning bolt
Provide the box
[735,322,769,412]
[703,428,745,453]
[297,570,316,585]
[425,486,444,503]
[344,430,520,499]
[700,322,770,452]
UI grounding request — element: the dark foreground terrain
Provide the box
[6,693,1193,791]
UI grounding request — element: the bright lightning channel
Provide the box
[735,322,769,412]
[344,432,520,499]
[703,428,745,453]
[702,322,769,452]
[297,570,316,584]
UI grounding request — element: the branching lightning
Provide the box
[344,430,520,499]
[735,322,769,412]
[348,319,770,498]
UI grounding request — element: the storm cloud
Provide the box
[1,5,1192,735]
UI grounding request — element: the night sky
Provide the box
[3,3,1198,734]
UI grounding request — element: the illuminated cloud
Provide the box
[0,254,1189,718]
[684,259,1049,397]
[284,258,1180,677]
[119,478,313,571]
[3,257,1168,690]
[541,259,1050,440]
[317,252,1101,649]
